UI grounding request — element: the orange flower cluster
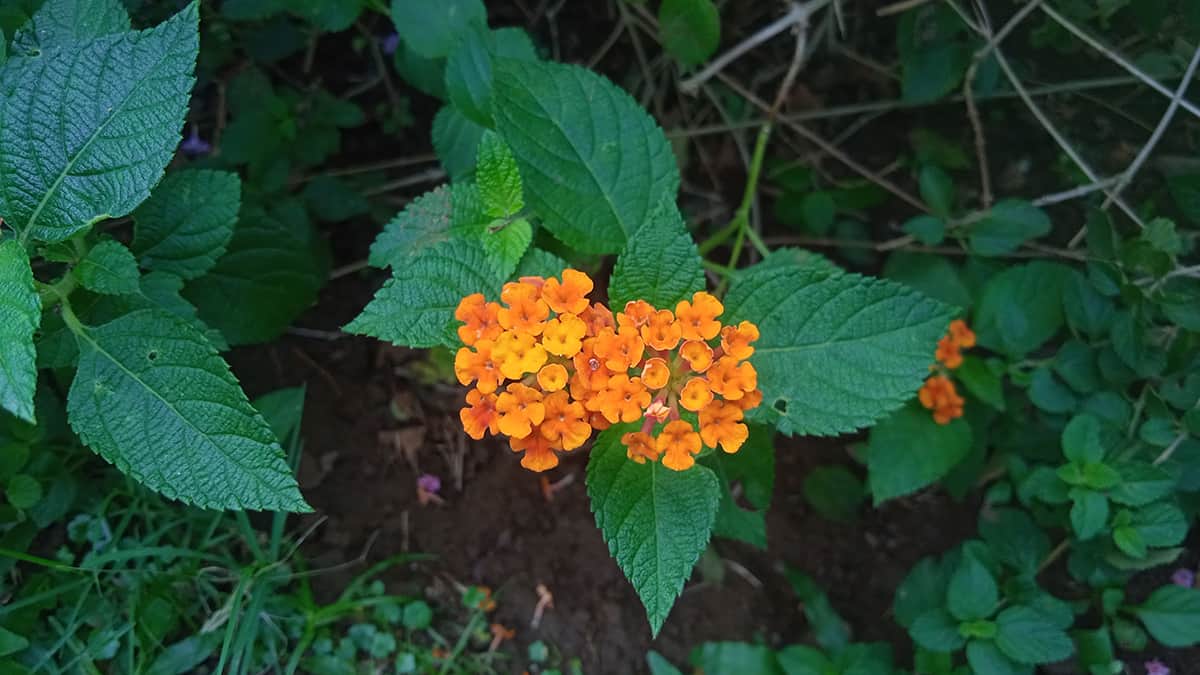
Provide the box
[454,270,762,472]
[919,319,975,424]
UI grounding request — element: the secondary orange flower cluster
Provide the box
[919,319,976,424]
[454,270,762,472]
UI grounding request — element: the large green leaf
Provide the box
[973,262,1071,358]
[994,606,1074,664]
[0,3,198,243]
[348,237,505,349]
[368,185,455,268]
[132,169,241,280]
[492,58,680,253]
[866,403,972,503]
[947,553,998,621]
[0,239,40,422]
[1133,586,1200,647]
[11,0,129,54]
[724,264,952,436]
[183,201,329,346]
[66,309,309,511]
[608,198,704,310]
[390,0,485,59]
[587,426,720,636]
[444,26,537,128]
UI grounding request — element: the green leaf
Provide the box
[802,465,864,523]
[775,645,832,675]
[390,0,485,59]
[1062,414,1104,464]
[690,642,779,675]
[784,569,850,652]
[132,169,241,280]
[11,0,129,54]
[965,641,1029,675]
[0,626,29,657]
[895,556,952,628]
[401,601,432,630]
[882,251,969,307]
[0,239,40,423]
[647,651,684,675]
[609,198,704,310]
[369,185,454,269]
[1112,525,1146,558]
[292,0,363,33]
[348,237,505,349]
[1062,272,1115,337]
[799,191,836,235]
[724,265,952,436]
[476,131,524,217]
[1133,586,1200,647]
[1130,501,1187,548]
[74,240,140,295]
[947,552,999,621]
[902,214,946,245]
[183,201,329,346]
[483,218,531,275]
[901,42,969,103]
[444,26,537,127]
[512,247,567,279]
[6,473,41,509]
[1028,367,1076,414]
[587,426,720,636]
[303,175,369,223]
[431,105,485,181]
[979,508,1048,574]
[1142,217,1182,255]
[910,608,966,652]
[658,0,720,67]
[974,262,1071,357]
[919,165,955,217]
[867,403,971,503]
[1069,488,1108,541]
[0,3,198,243]
[703,424,773,548]
[66,309,309,511]
[969,200,1051,256]
[492,58,680,254]
[956,356,1004,410]
[994,606,1075,664]
[1110,462,1175,506]
[1168,173,1200,226]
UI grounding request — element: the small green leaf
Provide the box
[690,642,778,675]
[0,626,29,657]
[512,247,567,279]
[492,58,680,253]
[1062,414,1104,464]
[369,185,454,269]
[11,0,130,55]
[401,601,432,630]
[978,508,1048,574]
[910,608,966,652]
[947,553,998,621]
[867,403,972,504]
[965,640,1028,675]
[1141,217,1182,255]
[969,200,1052,256]
[0,3,199,242]
[894,556,952,628]
[785,569,850,652]
[6,473,41,509]
[883,251,969,307]
[774,645,832,675]
[0,239,40,423]
[476,132,524,218]
[1068,488,1108,541]
[802,465,864,523]
[1062,272,1115,337]
[348,237,505,349]
[658,0,719,67]
[973,262,1071,357]
[1028,367,1076,414]
[132,169,241,280]
[647,651,685,675]
[66,309,309,511]
[703,424,774,548]
[724,265,952,436]
[1110,462,1175,506]
[994,606,1075,664]
[390,0,485,59]
[587,426,720,636]
[1133,586,1200,647]
[1112,525,1146,558]
[1130,501,1187,548]
[955,356,1004,410]
[609,198,704,310]
[799,191,836,235]
[1168,174,1200,226]
[919,165,955,217]
[74,240,140,295]
[902,214,946,245]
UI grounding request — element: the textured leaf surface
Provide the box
[476,131,524,217]
[66,309,309,511]
[74,240,139,295]
[0,3,198,242]
[348,237,505,349]
[183,201,329,346]
[1134,586,1200,647]
[390,0,485,58]
[994,606,1074,664]
[132,169,241,279]
[0,239,40,422]
[444,26,536,127]
[493,58,680,253]
[11,0,129,54]
[867,403,971,503]
[587,426,720,636]
[974,262,1071,357]
[512,247,566,279]
[609,199,704,310]
[969,199,1052,256]
[369,185,454,268]
[658,0,720,67]
[724,264,952,436]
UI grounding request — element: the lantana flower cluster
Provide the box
[454,270,762,472]
[918,319,976,424]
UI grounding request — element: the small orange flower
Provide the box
[455,340,504,394]
[640,309,682,351]
[919,375,964,424]
[496,383,546,438]
[588,411,612,431]
[540,391,591,450]
[572,338,611,390]
[679,377,714,412]
[676,291,724,341]
[623,431,660,464]
[641,358,670,389]
[510,431,559,472]
[455,293,502,346]
[542,313,587,357]
[617,300,656,329]
[580,302,615,335]
[699,400,748,454]
[501,280,540,305]
[460,388,500,439]
[706,356,757,400]
[948,319,976,348]
[735,389,763,411]
[537,363,568,392]
[494,330,548,380]
[720,321,759,360]
[586,374,650,424]
[497,293,549,335]
[680,340,714,372]
[935,335,963,369]
[541,269,593,315]
[593,327,645,372]
[658,420,702,471]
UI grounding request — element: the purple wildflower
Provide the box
[1172,568,1195,588]
[381,33,400,56]
[180,125,211,157]
[1146,660,1170,675]
[417,473,441,495]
